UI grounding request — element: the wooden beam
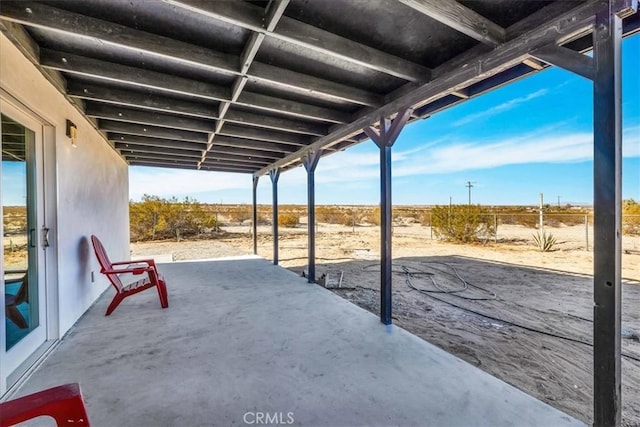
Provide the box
[166,0,431,82]
[109,134,206,151]
[85,103,217,133]
[98,120,208,143]
[531,45,595,80]
[255,0,618,177]
[40,49,230,102]
[224,109,327,136]
[129,160,199,170]
[213,135,298,154]
[592,5,624,425]
[208,145,284,160]
[0,1,380,107]
[248,62,382,107]
[117,144,204,159]
[218,123,312,146]
[43,49,348,124]
[199,164,257,174]
[67,82,219,119]
[397,0,506,46]
[522,58,545,70]
[236,91,350,124]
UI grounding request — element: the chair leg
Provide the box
[105,293,125,316]
[0,383,90,427]
[156,280,169,308]
[6,305,28,329]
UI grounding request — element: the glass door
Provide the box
[1,110,47,384]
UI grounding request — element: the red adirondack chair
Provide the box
[0,383,90,427]
[90,235,168,316]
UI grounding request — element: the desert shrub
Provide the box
[316,206,352,225]
[224,206,251,224]
[130,195,217,241]
[278,213,300,227]
[431,204,495,243]
[365,207,381,226]
[623,199,640,235]
[532,231,557,252]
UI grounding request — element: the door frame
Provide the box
[0,89,59,396]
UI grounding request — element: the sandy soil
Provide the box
[131,223,640,426]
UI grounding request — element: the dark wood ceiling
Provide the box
[1,0,638,175]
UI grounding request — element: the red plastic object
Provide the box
[0,383,90,427]
[90,235,169,315]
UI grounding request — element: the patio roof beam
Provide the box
[207,146,285,160]
[254,0,630,177]
[303,151,321,284]
[67,82,219,120]
[531,45,595,80]
[201,152,276,165]
[72,84,327,136]
[0,1,379,107]
[98,120,208,143]
[396,0,506,47]
[217,124,312,146]
[40,50,348,124]
[85,103,216,134]
[199,165,259,174]
[108,134,206,151]
[116,144,204,159]
[592,4,624,425]
[166,0,432,82]
[129,160,198,170]
[212,135,299,154]
[269,168,281,265]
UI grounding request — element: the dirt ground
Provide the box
[131,223,640,426]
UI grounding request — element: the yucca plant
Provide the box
[532,230,557,252]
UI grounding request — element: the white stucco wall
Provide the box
[1,33,130,335]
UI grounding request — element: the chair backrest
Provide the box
[15,273,28,305]
[90,235,124,293]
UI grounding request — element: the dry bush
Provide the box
[130,195,217,241]
[431,204,495,243]
[623,199,640,235]
[278,213,300,227]
[224,206,252,224]
[316,206,354,226]
[365,207,381,226]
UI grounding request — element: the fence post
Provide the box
[494,214,498,243]
[585,214,589,251]
[430,212,433,240]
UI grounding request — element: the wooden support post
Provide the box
[252,175,259,255]
[593,5,623,426]
[303,151,321,283]
[364,108,412,325]
[269,168,280,265]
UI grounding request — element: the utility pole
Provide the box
[557,195,561,207]
[466,181,475,205]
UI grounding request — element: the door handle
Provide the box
[29,228,36,247]
[42,227,50,248]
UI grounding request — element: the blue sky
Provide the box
[129,35,640,207]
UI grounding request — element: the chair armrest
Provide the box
[102,266,152,275]
[111,259,157,268]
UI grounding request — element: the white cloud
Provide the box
[452,88,550,126]
[128,167,249,200]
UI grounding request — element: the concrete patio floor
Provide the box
[10,256,583,426]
